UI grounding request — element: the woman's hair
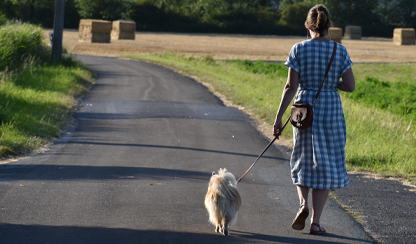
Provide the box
[305,4,331,37]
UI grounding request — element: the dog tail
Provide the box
[218,168,238,187]
[217,168,240,202]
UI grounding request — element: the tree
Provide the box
[375,0,416,26]
[74,0,132,20]
[279,2,310,26]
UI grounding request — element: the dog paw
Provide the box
[222,229,229,236]
[215,226,220,233]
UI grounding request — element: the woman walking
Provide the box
[273,4,355,234]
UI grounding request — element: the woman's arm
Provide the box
[273,67,299,137]
[338,67,355,92]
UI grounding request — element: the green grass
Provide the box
[0,58,94,156]
[352,64,416,84]
[345,77,416,118]
[0,21,94,157]
[123,53,416,184]
[0,21,48,71]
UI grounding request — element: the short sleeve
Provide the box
[340,48,353,76]
[284,44,300,73]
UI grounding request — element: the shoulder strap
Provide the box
[313,41,337,106]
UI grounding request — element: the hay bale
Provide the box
[326,27,342,43]
[393,28,415,45]
[111,20,136,40]
[344,26,362,40]
[79,19,112,43]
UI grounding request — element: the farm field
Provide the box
[57,29,416,63]
[51,29,416,183]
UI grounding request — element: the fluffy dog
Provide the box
[204,168,241,236]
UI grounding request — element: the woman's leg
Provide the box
[310,189,330,230]
[297,185,310,210]
[292,185,311,230]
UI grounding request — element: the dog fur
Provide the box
[204,168,241,236]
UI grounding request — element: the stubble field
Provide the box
[58,30,416,63]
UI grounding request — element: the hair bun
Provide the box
[316,10,327,28]
[305,4,331,37]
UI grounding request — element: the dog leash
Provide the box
[237,117,291,183]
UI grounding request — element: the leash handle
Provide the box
[237,117,290,183]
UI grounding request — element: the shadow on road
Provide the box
[0,164,211,182]
[59,140,288,161]
[0,224,368,244]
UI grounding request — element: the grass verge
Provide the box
[123,53,416,184]
[0,57,94,158]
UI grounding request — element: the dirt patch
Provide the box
[57,30,416,63]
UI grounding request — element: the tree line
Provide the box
[1,0,415,37]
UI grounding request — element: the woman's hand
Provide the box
[273,119,282,139]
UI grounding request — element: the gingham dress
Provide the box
[284,40,352,190]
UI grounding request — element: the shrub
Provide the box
[0,22,48,71]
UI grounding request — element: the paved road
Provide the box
[332,174,416,244]
[0,55,375,243]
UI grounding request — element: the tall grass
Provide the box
[0,22,94,157]
[123,53,416,183]
[0,21,49,71]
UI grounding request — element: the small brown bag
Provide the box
[290,103,313,129]
[290,42,337,130]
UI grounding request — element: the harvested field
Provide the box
[55,29,416,63]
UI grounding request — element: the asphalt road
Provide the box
[0,55,376,243]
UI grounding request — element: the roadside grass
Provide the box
[123,53,416,184]
[235,61,416,119]
[0,58,94,157]
[352,63,416,84]
[345,77,416,118]
[0,21,94,158]
[0,58,93,157]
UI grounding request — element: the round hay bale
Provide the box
[393,28,415,45]
[344,26,362,40]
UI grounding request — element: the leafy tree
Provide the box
[0,0,80,28]
[74,0,133,20]
[375,0,416,26]
[279,2,309,26]
[278,0,304,11]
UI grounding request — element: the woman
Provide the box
[273,4,355,234]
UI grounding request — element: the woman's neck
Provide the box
[309,30,330,41]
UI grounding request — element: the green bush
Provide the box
[0,22,48,71]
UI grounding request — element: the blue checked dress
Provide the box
[284,40,352,190]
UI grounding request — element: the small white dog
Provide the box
[204,168,241,236]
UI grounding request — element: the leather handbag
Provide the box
[290,42,337,129]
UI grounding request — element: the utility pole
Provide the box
[51,0,65,62]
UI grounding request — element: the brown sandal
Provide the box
[291,205,309,230]
[310,223,326,234]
